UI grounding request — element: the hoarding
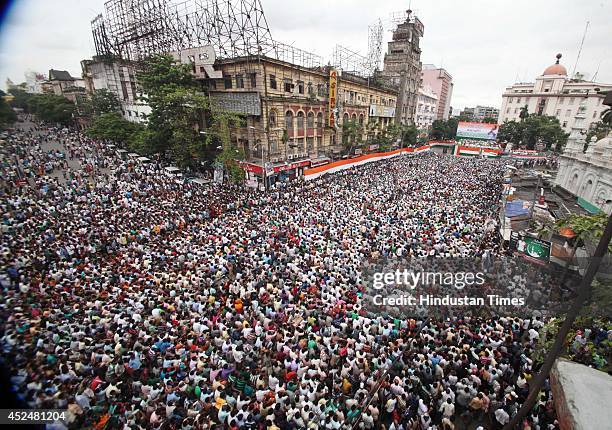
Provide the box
[209,92,261,115]
[328,68,338,127]
[456,121,499,141]
[509,231,551,264]
[369,104,395,118]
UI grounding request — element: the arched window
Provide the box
[343,113,349,124]
[285,110,293,130]
[307,111,314,128]
[269,110,277,127]
[359,113,364,125]
[297,111,305,129]
[317,112,323,129]
[352,113,357,121]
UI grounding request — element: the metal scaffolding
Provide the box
[91,0,322,68]
[332,44,370,78]
[366,19,383,74]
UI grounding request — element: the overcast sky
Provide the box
[0,0,610,109]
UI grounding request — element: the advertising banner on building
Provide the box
[509,231,551,264]
[328,69,338,128]
[456,121,499,141]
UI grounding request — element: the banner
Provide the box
[510,231,551,264]
[328,69,338,128]
[456,121,499,141]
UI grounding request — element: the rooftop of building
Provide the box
[213,55,398,94]
[48,69,75,81]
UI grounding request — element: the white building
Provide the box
[554,113,612,214]
[498,54,611,135]
[81,57,150,123]
[24,71,46,94]
[415,85,438,130]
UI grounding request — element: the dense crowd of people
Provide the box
[0,121,569,429]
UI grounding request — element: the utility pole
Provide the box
[504,213,612,429]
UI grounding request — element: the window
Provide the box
[284,79,293,93]
[270,139,278,153]
[569,97,575,105]
[562,121,567,127]
[517,98,521,104]
[297,111,305,129]
[359,114,364,125]
[566,109,571,117]
[236,74,244,88]
[223,75,232,89]
[317,83,325,97]
[307,137,314,152]
[559,98,564,104]
[556,109,561,116]
[269,110,277,127]
[343,113,349,124]
[317,112,323,129]
[506,108,510,114]
[307,111,314,128]
[352,113,357,121]
[285,111,293,129]
[509,97,513,103]
[514,108,518,114]
[269,74,277,89]
[593,111,597,118]
[307,82,313,96]
[209,80,217,90]
[296,81,304,94]
[249,73,257,88]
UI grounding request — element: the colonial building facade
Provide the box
[498,54,611,135]
[204,55,397,167]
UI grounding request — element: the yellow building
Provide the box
[202,55,397,184]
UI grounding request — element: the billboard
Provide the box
[328,68,338,127]
[456,121,499,141]
[510,231,551,264]
[369,104,395,118]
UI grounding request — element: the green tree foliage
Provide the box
[7,88,32,112]
[86,112,142,144]
[482,117,497,124]
[430,117,459,140]
[341,119,363,151]
[585,120,611,148]
[0,91,17,129]
[519,105,529,121]
[210,110,246,182]
[137,54,211,167]
[400,124,418,146]
[556,212,611,252]
[91,89,121,115]
[498,114,568,151]
[28,94,75,125]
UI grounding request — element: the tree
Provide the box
[497,120,523,144]
[91,89,121,115]
[519,105,529,121]
[400,124,418,147]
[481,117,497,124]
[7,88,33,112]
[28,94,75,125]
[86,112,142,144]
[341,119,363,153]
[498,114,568,151]
[0,91,17,129]
[585,120,611,149]
[429,118,458,140]
[137,54,212,167]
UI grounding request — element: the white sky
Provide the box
[0,0,610,109]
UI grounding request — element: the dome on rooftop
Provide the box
[543,53,567,76]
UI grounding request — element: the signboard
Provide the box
[213,167,224,184]
[456,121,499,141]
[510,231,551,264]
[209,92,261,115]
[328,68,338,128]
[369,104,396,118]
